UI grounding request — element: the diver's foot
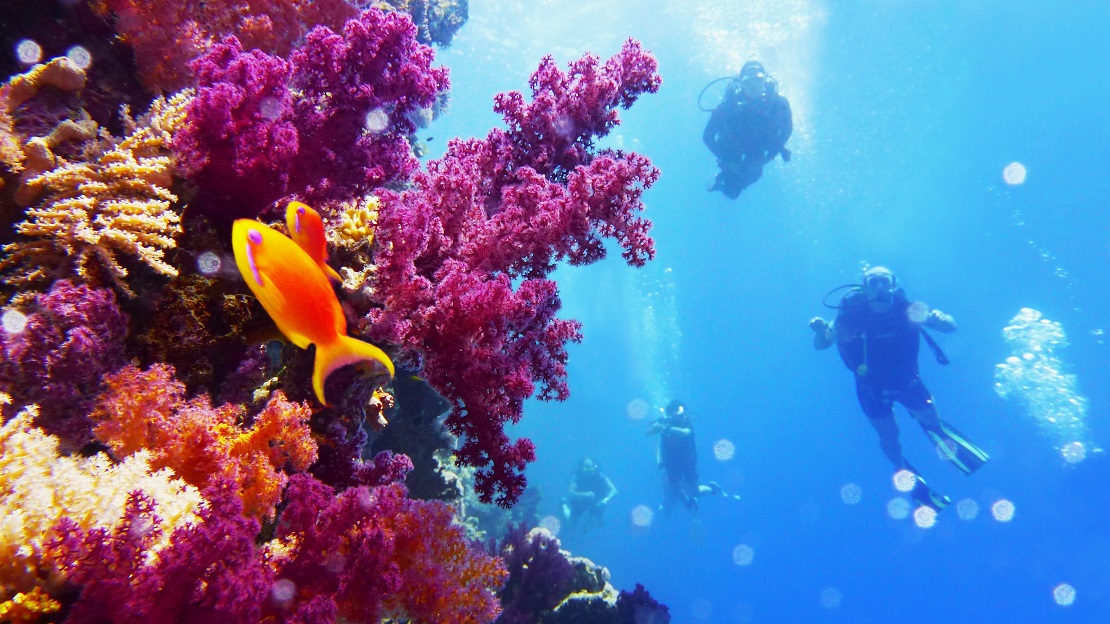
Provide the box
[706,481,723,496]
[910,476,951,512]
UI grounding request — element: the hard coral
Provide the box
[2,91,191,294]
[364,39,660,506]
[0,279,128,452]
[92,363,317,521]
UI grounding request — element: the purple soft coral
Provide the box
[363,39,661,506]
[0,280,128,451]
[48,481,273,624]
[174,8,448,218]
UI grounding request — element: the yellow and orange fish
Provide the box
[286,201,342,283]
[232,218,394,405]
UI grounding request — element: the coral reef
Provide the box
[91,363,317,521]
[174,8,449,218]
[2,90,191,293]
[0,3,668,619]
[90,0,359,93]
[272,474,507,623]
[0,402,204,616]
[490,526,668,624]
[46,480,274,623]
[379,0,470,47]
[0,280,128,451]
[364,39,661,506]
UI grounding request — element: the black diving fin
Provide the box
[921,419,990,476]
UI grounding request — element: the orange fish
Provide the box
[286,201,342,283]
[232,219,394,405]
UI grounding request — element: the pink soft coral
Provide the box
[364,40,661,506]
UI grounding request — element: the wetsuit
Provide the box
[659,420,699,512]
[703,90,792,199]
[834,289,935,419]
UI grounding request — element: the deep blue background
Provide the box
[430,1,1110,621]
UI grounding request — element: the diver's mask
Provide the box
[862,267,896,302]
[739,72,767,98]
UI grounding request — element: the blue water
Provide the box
[432,1,1110,621]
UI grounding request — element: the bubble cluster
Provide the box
[271,578,297,604]
[994,308,1093,459]
[991,499,1015,522]
[886,497,911,520]
[364,107,390,133]
[66,45,92,70]
[819,587,842,609]
[913,505,937,529]
[906,300,930,324]
[1003,161,1027,185]
[630,504,653,528]
[1053,583,1076,606]
[538,515,561,535]
[731,544,754,566]
[2,309,29,334]
[196,251,222,276]
[839,483,862,505]
[892,469,917,492]
[16,39,43,65]
[626,398,649,419]
[1060,441,1086,464]
[713,438,735,461]
[956,498,980,520]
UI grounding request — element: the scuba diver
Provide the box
[809,266,990,512]
[647,400,739,516]
[560,457,617,533]
[701,61,793,199]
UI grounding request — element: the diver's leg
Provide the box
[904,379,990,475]
[857,382,902,469]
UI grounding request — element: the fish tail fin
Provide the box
[324,264,343,284]
[312,335,395,406]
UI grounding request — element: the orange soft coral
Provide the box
[91,363,317,520]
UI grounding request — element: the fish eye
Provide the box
[297,206,306,216]
[248,229,263,245]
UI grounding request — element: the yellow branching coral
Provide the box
[0,404,204,608]
[1,90,193,293]
[92,363,319,521]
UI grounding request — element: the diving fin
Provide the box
[921,419,990,476]
[911,476,951,512]
[901,460,951,512]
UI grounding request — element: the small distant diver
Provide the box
[700,61,793,199]
[809,266,990,512]
[647,400,741,517]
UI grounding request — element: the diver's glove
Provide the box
[809,317,829,334]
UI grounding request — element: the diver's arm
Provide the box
[703,111,725,158]
[774,96,793,158]
[600,476,617,505]
[665,426,693,437]
[924,309,957,333]
[810,317,836,350]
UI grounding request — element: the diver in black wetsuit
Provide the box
[809,266,990,511]
[647,400,735,515]
[703,61,793,199]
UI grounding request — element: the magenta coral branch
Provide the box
[364,39,661,506]
[174,8,448,218]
